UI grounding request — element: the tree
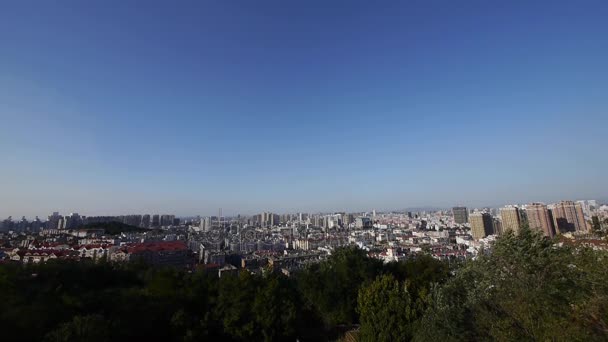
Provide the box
[592,216,603,235]
[252,275,297,342]
[215,271,258,340]
[414,228,608,341]
[384,255,449,306]
[44,315,110,342]
[297,246,383,325]
[357,274,414,342]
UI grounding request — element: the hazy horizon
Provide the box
[3,195,607,220]
[2,1,607,218]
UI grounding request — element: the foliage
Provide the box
[44,315,110,342]
[413,228,608,341]
[591,216,607,237]
[297,246,383,325]
[2,234,605,341]
[252,275,298,341]
[0,258,331,341]
[216,271,259,340]
[357,274,414,342]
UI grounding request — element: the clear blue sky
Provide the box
[1,1,607,218]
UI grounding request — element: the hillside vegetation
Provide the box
[0,229,606,341]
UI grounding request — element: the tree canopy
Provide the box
[1,231,606,341]
[414,228,608,341]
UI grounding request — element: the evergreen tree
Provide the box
[357,274,414,342]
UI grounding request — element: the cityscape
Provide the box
[1,199,606,269]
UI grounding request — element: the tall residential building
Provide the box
[58,217,66,229]
[141,215,151,228]
[255,212,280,228]
[47,212,62,230]
[31,216,42,232]
[355,217,373,229]
[1,216,14,231]
[64,213,82,229]
[160,215,175,227]
[199,217,212,232]
[493,217,503,236]
[518,209,528,228]
[551,201,587,233]
[325,214,341,230]
[500,205,521,235]
[577,200,598,217]
[452,206,469,224]
[470,212,494,240]
[151,215,160,227]
[342,213,354,227]
[122,215,142,227]
[525,203,555,238]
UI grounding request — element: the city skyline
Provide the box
[2,1,607,217]
[1,196,604,220]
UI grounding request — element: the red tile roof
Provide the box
[127,241,188,254]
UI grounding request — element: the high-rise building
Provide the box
[47,212,62,230]
[342,213,354,227]
[255,212,280,228]
[160,215,175,227]
[151,215,160,227]
[1,216,14,231]
[64,213,82,229]
[500,205,521,235]
[518,209,528,228]
[58,217,66,229]
[493,217,503,236]
[121,215,142,227]
[577,200,598,218]
[469,212,493,240]
[452,207,469,224]
[312,215,321,227]
[525,203,555,237]
[355,217,373,229]
[325,214,341,230]
[271,213,279,227]
[550,201,587,233]
[31,216,42,232]
[200,216,212,229]
[17,216,28,232]
[141,215,151,228]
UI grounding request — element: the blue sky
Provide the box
[1,1,607,217]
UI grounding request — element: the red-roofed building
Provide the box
[20,249,80,264]
[126,241,191,267]
[73,244,111,261]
